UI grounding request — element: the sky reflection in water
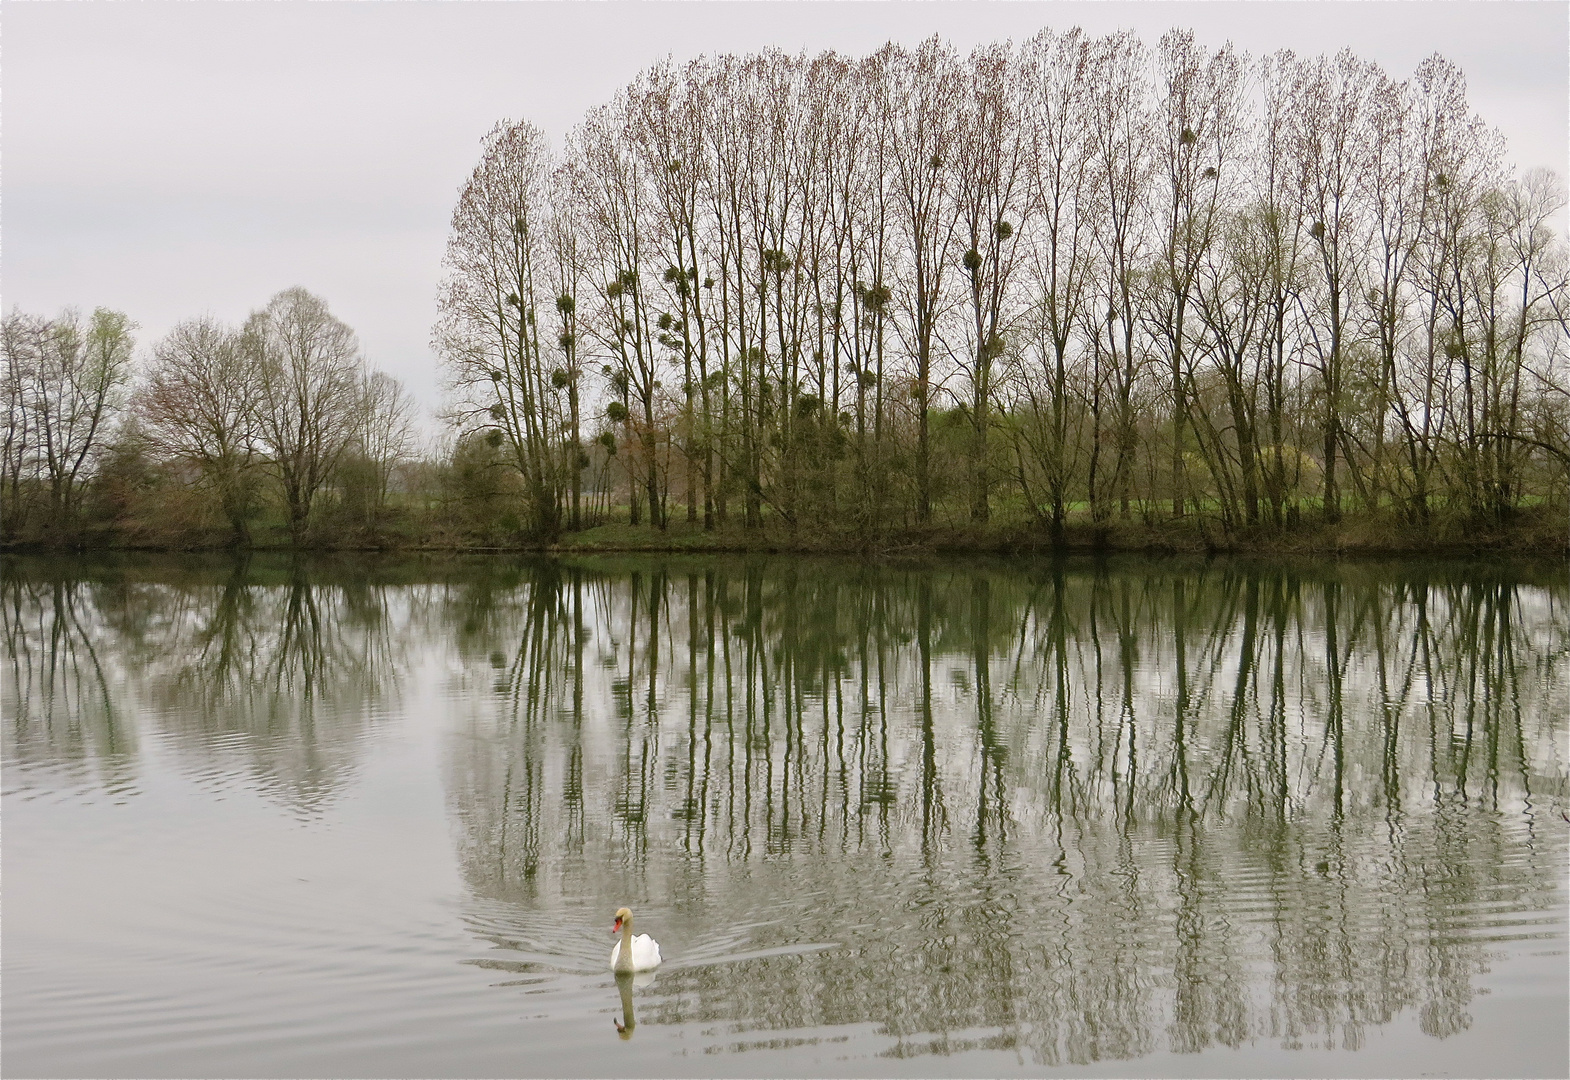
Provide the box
[3,555,1566,1078]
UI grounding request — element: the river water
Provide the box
[3,554,1566,1078]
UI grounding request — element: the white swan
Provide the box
[610,907,662,972]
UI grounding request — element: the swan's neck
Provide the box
[615,921,635,969]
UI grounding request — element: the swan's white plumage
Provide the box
[610,907,662,972]
[610,933,662,971]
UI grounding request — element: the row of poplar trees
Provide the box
[436,29,1569,540]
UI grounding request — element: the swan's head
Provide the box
[612,907,633,935]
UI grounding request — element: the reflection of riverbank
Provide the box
[446,559,1569,1065]
[4,555,1564,1067]
[458,787,1562,1064]
[448,561,1567,853]
[1,562,411,812]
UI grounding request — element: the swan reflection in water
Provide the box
[614,970,655,1039]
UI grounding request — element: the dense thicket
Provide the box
[438,30,1570,543]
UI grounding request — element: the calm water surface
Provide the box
[3,555,1567,1078]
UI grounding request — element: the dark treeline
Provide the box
[438,30,1570,545]
[5,28,1568,552]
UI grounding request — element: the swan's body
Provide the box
[610,935,660,971]
[610,907,662,972]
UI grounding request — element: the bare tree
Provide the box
[1150,30,1247,519]
[839,54,897,527]
[871,38,965,524]
[1251,50,1315,524]
[1408,54,1510,518]
[699,53,763,527]
[437,120,569,536]
[246,288,364,545]
[630,61,719,527]
[1,311,43,535]
[139,315,261,543]
[1,308,135,536]
[1293,50,1382,521]
[1189,203,1272,529]
[1085,31,1156,519]
[566,99,673,529]
[1008,28,1099,535]
[548,208,590,530]
[355,369,418,520]
[952,40,1029,524]
[1361,63,1424,520]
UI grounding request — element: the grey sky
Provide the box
[4,1,1566,434]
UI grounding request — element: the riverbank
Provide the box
[6,506,1566,559]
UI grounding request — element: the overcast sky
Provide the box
[4,1,1566,434]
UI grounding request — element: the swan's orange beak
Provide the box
[612,917,622,935]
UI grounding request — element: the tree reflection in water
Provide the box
[3,573,140,796]
[3,556,406,814]
[446,558,1568,1065]
[4,555,1564,1065]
